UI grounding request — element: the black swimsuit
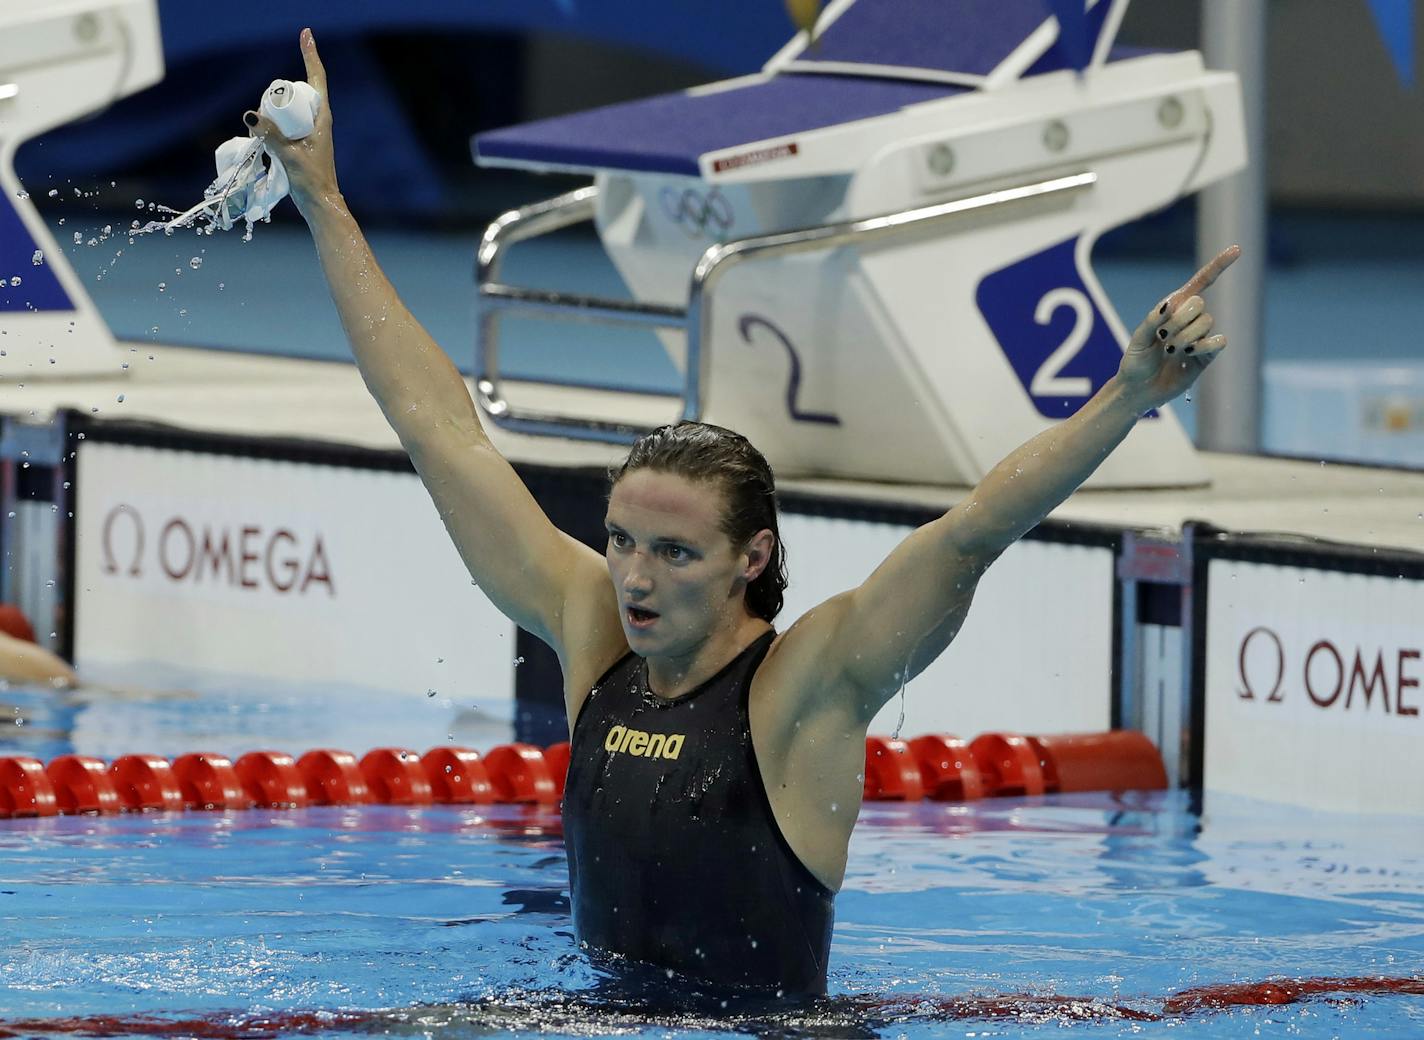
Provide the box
[562,630,836,995]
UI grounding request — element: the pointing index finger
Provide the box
[300,28,327,95]
[1167,245,1240,314]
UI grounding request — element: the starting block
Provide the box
[0,0,163,377]
[474,0,1245,487]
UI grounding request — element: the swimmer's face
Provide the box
[605,469,768,657]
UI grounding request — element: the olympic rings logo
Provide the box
[659,186,733,238]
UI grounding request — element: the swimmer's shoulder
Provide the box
[752,593,864,719]
[558,587,631,735]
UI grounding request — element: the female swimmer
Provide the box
[251,28,1237,997]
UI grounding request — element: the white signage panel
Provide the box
[73,441,518,714]
[779,512,1115,739]
[1203,559,1424,813]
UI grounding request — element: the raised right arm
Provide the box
[253,30,624,679]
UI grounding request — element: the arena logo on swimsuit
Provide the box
[603,724,684,759]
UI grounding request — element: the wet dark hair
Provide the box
[610,421,787,622]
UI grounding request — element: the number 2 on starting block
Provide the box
[976,238,1147,421]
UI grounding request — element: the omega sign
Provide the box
[1236,626,1420,717]
[100,504,334,595]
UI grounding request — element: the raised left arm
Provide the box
[778,247,1240,720]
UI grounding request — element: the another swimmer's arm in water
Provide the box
[0,630,79,689]
[775,249,1239,711]
[249,31,625,694]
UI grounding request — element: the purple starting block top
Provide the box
[475,74,966,177]
[795,0,1056,78]
[474,0,1132,177]
[793,0,1116,79]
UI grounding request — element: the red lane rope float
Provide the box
[542,742,571,800]
[862,737,924,800]
[0,756,57,818]
[0,730,1167,816]
[967,733,1047,798]
[482,743,559,803]
[359,748,434,806]
[172,753,253,811]
[420,747,494,804]
[2,975,1423,1036]
[110,755,185,812]
[1163,975,1424,1013]
[45,755,120,814]
[234,751,309,809]
[1026,731,1168,793]
[907,734,984,801]
[296,749,371,806]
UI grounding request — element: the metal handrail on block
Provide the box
[473,171,1097,444]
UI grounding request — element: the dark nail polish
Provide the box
[1158,302,1168,315]
[1157,328,1168,340]
[243,112,258,127]
[1166,345,1176,354]
[1185,345,1195,355]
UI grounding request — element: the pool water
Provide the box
[2,688,1423,1038]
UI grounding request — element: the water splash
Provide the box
[16,974,1424,1038]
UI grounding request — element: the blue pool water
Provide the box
[3,688,1424,1038]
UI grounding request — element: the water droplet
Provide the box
[31,250,43,266]
[47,189,58,198]
[72,232,83,244]
[116,394,125,403]
[156,282,166,293]
[135,199,145,209]
[189,256,203,270]
[8,276,19,287]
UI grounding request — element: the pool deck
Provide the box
[2,342,1421,556]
